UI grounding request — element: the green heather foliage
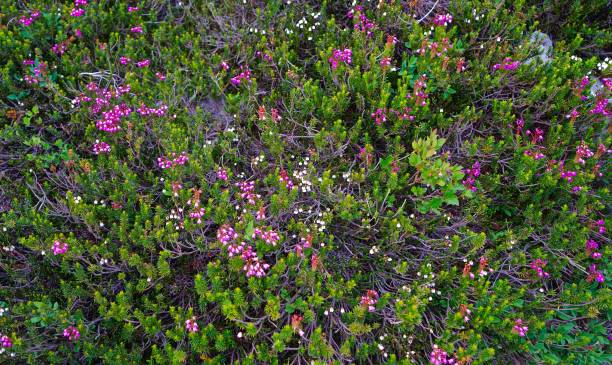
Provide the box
[0,1,610,364]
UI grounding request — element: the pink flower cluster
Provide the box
[380,57,391,69]
[256,51,273,63]
[136,103,168,116]
[157,151,189,169]
[185,318,198,333]
[371,108,387,126]
[328,49,352,70]
[462,161,481,192]
[52,240,68,255]
[136,59,150,68]
[433,13,453,27]
[417,38,452,58]
[525,127,544,144]
[128,6,139,12]
[0,335,12,348]
[241,245,270,278]
[575,141,594,164]
[279,169,294,190]
[63,326,80,341]
[131,26,143,34]
[96,103,132,133]
[252,228,280,246]
[120,56,132,65]
[347,6,376,37]
[493,57,520,71]
[573,76,590,100]
[360,290,378,312]
[512,319,528,337]
[407,74,429,106]
[296,235,312,257]
[590,98,610,116]
[530,258,550,278]
[189,208,206,224]
[595,219,605,234]
[70,1,87,18]
[585,239,602,259]
[217,225,239,245]
[93,140,111,155]
[217,225,245,256]
[230,66,252,86]
[20,10,41,26]
[566,108,580,121]
[217,168,228,181]
[256,207,266,220]
[587,264,604,283]
[430,345,455,365]
[51,41,69,56]
[237,181,257,204]
[23,61,47,84]
[558,161,577,182]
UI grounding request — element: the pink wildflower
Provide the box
[587,264,605,283]
[256,207,266,220]
[230,66,251,86]
[279,169,294,190]
[371,108,387,125]
[52,240,69,255]
[70,7,85,17]
[493,57,520,71]
[0,335,12,348]
[157,151,188,169]
[328,49,352,70]
[585,239,601,259]
[433,13,453,27]
[595,219,606,234]
[360,290,378,312]
[241,246,270,278]
[512,319,528,337]
[590,98,610,116]
[430,345,455,365]
[189,208,206,224]
[63,326,80,341]
[462,161,481,192]
[136,59,150,68]
[347,6,376,36]
[93,140,111,155]
[575,141,594,165]
[185,318,198,333]
[137,103,167,116]
[217,225,238,246]
[529,259,550,278]
[237,181,257,204]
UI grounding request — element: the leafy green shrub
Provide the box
[0,0,610,364]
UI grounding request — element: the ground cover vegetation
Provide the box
[0,0,610,364]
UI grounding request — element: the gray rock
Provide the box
[525,31,553,65]
[590,78,604,97]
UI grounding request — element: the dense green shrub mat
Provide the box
[0,1,610,364]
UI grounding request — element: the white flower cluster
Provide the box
[252,154,265,166]
[597,57,609,71]
[286,10,321,40]
[293,157,313,193]
[167,208,184,230]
